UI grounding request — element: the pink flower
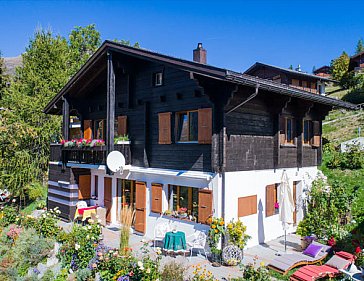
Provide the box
[274,202,279,209]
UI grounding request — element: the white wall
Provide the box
[224,167,317,248]
[89,167,220,239]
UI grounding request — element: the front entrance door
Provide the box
[134,181,146,234]
[116,179,136,223]
[104,177,112,223]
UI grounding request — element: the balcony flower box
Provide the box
[116,140,131,145]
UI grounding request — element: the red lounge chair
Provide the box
[290,251,356,281]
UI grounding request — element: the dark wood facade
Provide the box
[46,41,355,175]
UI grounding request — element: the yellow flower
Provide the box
[211,224,216,229]
[260,261,265,267]
[219,221,224,226]
[215,229,219,233]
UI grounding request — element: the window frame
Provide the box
[94,119,106,140]
[154,72,163,87]
[285,117,295,145]
[168,185,201,223]
[303,119,312,145]
[175,110,199,143]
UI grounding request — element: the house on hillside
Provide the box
[349,51,364,74]
[44,42,356,247]
[313,66,331,78]
[245,62,335,96]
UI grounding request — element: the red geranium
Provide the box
[355,246,361,254]
[327,237,336,246]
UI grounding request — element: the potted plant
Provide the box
[177,207,188,219]
[296,217,315,250]
[226,219,251,259]
[114,134,130,144]
[207,217,225,266]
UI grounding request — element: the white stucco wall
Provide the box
[89,166,220,239]
[224,166,317,248]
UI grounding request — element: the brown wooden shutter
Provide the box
[291,79,300,87]
[78,175,91,199]
[117,116,127,136]
[311,121,320,147]
[151,183,163,214]
[135,181,147,233]
[279,116,286,145]
[198,190,213,224]
[266,184,276,217]
[238,195,257,217]
[104,177,112,223]
[311,82,317,93]
[198,108,212,144]
[84,120,92,140]
[158,112,171,144]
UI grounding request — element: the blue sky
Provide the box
[0,0,363,73]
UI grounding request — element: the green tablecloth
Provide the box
[163,231,186,251]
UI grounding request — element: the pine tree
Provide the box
[312,65,316,74]
[355,39,364,54]
[0,51,8,100]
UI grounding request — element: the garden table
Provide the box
[163,231,187,251]
[74,206,97,221]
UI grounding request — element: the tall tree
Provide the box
[0,51,8,100]
[355,39,364,54]
[113,39,140,48]
[330,51,350,82]
[0,25,101,203]
[68,24,101,76]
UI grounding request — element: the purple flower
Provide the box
[117,276,130,281]
[33,268,40,275]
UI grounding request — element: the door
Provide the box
[116,179,136,223]
[293,181,297,225]
[134,181,146,234]
[78,175,91,199]
[104,177,112,223]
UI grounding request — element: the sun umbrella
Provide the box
[279,170,295,252]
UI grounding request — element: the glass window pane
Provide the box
[304,120,309,143]
[179,187,189,211]
[172,185,178,211]
[287,119,292,142]
[189,111,198,141]
[192,188,199,221]
[177,113,189,142]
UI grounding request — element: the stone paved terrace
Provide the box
[101,225,302,280]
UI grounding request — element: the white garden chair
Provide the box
[187,230,207,260]
[153,222,172,250]
[76,201,87,209]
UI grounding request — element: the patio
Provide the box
[101,225,302,280]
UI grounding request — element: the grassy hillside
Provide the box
[323,85,363,144]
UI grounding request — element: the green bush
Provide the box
[26,182,47,201]
[75,268,93,281]
[0,205,19,227]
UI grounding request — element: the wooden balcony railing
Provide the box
[49,143,131,166]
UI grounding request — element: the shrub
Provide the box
[207,217,225,252]
[119,206,135,255]
[26,182,47,201]
[36,208,62,238]
[11,228,54,276]
[226,220,251,250]
[160,261,186,281]
[58,221,101,271]
[75,268,93,281]
[190,264,217,281]
[0,205,19,227]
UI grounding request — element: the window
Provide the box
[168,185,212,224]
[280,116,296,145]
[83,120,93,139]
[176,111,198,142]
[303,120,312,145]
[117,179,136,208]
[154,72,163,86]
[94,119,106,140]
[266,184,278,217]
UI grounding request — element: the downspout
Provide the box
[221,83,259,222]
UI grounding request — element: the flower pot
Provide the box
[116,140,130,145]
[300,238,309,250]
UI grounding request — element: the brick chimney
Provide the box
[193,43,207,64]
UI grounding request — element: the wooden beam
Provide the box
[62,97,70,141]
[106,51,115,156]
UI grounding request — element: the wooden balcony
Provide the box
[49,143,131,166]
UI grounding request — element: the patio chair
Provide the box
[290,251,356,281]
[187,230,207,260]
[74,201,88,223]
[153,222,172,250]
[268,241,332,275]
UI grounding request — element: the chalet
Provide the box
[313,66,331,78]
[44,42,356,247]
[349,51,364,74]
[245,62,335,96]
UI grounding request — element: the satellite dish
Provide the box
[106,151,125,173]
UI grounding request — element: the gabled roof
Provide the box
[44,41,357,114]
[245,62,336,82]
[313,65,331,74]
[351,51,364,60]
